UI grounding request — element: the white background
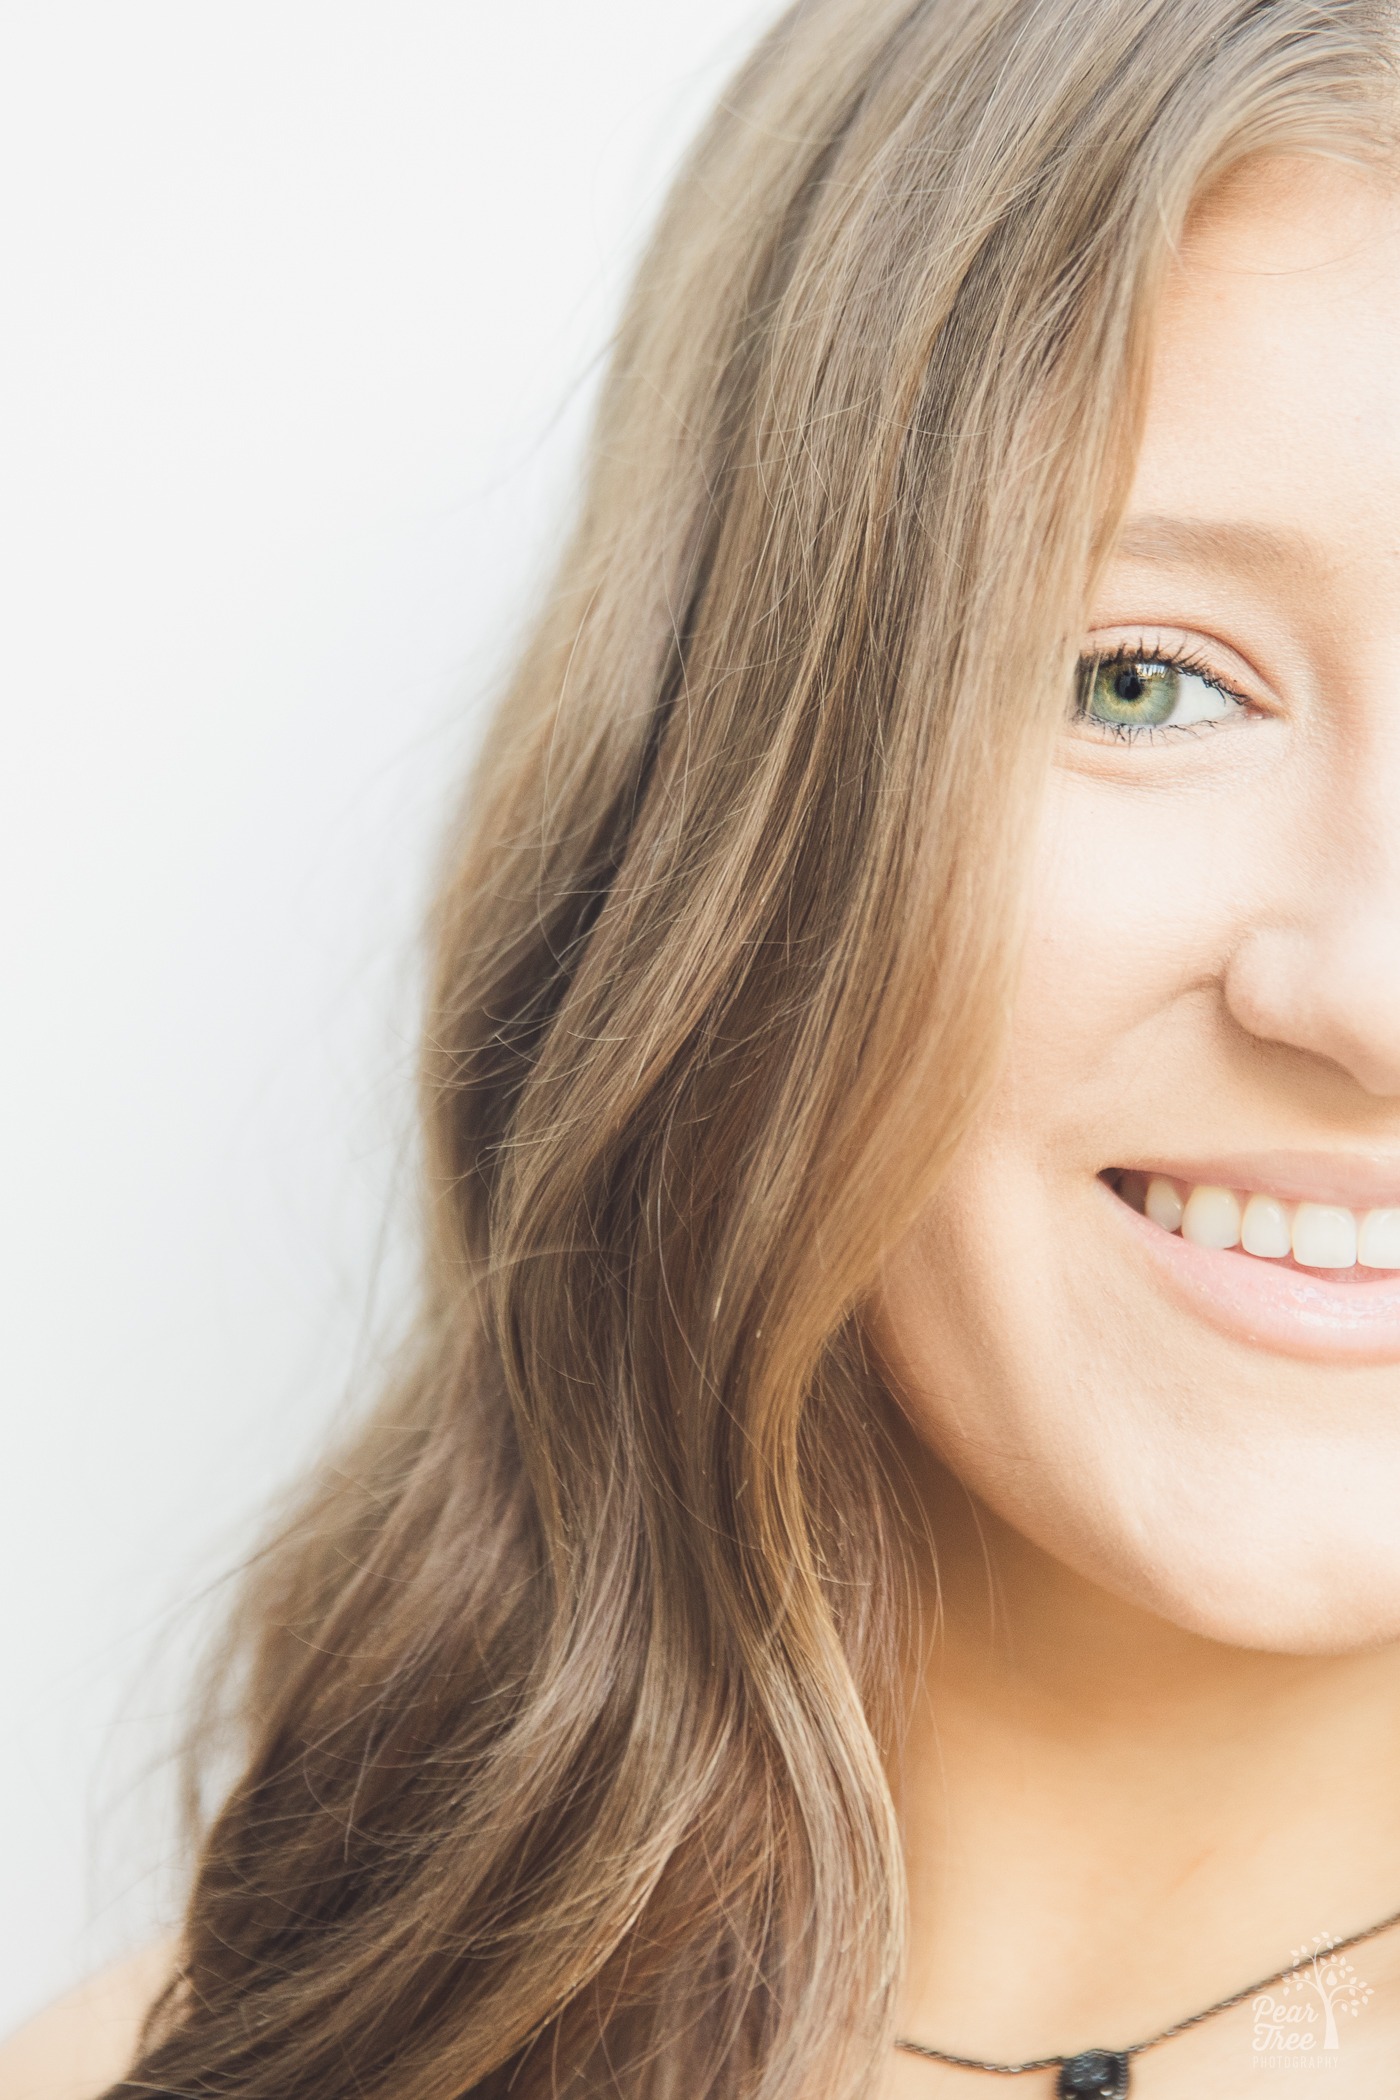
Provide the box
[0,0,784,2033]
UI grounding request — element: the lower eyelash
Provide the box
[1073,642,1250,736]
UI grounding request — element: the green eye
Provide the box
[1077,654,1243,734]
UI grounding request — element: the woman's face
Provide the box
[875,154,1400,1654]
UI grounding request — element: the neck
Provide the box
[891,1459,1400,2062]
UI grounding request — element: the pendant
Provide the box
[1055,2051,1130,2099]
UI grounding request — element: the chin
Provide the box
[1044,1467,1400,1657]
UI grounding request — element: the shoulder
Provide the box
[0,1945,174,2100]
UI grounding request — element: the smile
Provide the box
[1101,1163,1400,1363]
[1108,1168,1400,1273]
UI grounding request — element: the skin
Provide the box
[0,1948,171,2100]
[11,150,1400,2100]
[875,156,1400,2097]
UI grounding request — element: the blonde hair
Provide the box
[119,4,1390,2096]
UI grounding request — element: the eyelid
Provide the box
[1071,637,1264,749]
[1083,647,1247,712]
[1081,627,1272,712]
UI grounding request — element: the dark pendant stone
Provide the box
[1056,2051,1130,2099]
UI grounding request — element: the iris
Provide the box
[1076,652,1242,734]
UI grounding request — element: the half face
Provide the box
[874,154,1400,1653]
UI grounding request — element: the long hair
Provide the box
[114,3,1390,2095]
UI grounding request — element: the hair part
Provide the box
[116,5,1393,2096]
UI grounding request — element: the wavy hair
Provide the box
[114,3,1390,2095]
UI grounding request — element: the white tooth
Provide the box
[1145,1177,1183,1232]
[1241,1192,1292,1259]
[1181,1184,1241,1250]
[1359,1208,1400,1269]
[1292,1202,1357,1269]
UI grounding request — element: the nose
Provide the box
[1225,907,1400,1097]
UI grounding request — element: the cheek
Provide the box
[869,767,1400,1654]
[872,1159,1180,1613]
[875,1179,1400,1654]
[1017,767,1243,1078]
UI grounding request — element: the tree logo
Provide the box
[1251,1933,1374,2063]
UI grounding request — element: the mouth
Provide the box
[1100,1162,1400,1363]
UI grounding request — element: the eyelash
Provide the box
[1074,640,1252,741]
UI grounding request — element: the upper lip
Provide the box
[1121,1152,1400,1211]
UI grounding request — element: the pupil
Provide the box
[1112,668,1145,702]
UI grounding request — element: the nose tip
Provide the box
[1224,920,1400,1097]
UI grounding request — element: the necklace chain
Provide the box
[895,1901,1400,2078]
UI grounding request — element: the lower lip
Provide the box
[1104,1184,1400,1364]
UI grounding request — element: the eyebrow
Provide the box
[1111,513,1310,581]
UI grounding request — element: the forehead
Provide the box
[1129,154,1400,573]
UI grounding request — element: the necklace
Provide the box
[895,1902,1400,2097]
